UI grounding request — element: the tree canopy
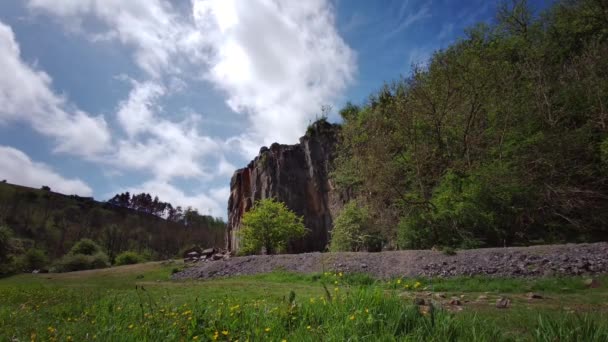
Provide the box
[238,198,307,255]
[332,0,608,249]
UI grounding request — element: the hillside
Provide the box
[0,181,225,273]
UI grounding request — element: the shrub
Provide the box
[329,201,377,252]
[69,238,102,256]
[238,198,307,255]
[21,248,48,271]
[53,252,109,272]
[114,251,144,266]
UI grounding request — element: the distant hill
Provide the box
[0,181,225,264]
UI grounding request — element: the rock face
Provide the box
[226,120,347,253]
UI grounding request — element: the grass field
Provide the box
[1,262,607,341]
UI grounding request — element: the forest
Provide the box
[330,0,608,250]
[0,182,225,274]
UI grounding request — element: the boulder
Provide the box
[496,297,511,309]
[583,278,601,288]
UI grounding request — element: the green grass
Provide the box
[1,263,607,341]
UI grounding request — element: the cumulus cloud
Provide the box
[24,0,356,214]
[113,80,223,181]
[0,146,93,196]
[27,0,191,78]
[192,0,356,153]
[28,0,356,157]
[0,21,111,157]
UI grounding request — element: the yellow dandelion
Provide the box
[309,298,315,304]
[365,308,369,313]
[404,284,410,289]
[222,331,229,336]
[192,336,199,340]
[339,272,343,277]
[282,340,287,342]
[349,315,355,320]
[334,287,339,292]
[334,280,338,285]
[128,324,134,329]
[307,325,311,330]
[265,327,271,332]
[414,281,421,288]
[397,279,402,284]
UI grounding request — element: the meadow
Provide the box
[1,262,607,341]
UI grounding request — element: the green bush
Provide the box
[329,201,378,252]
[53,252,109,272]
[21,248,48,271]
[69,238,102,256]
[239,198,307,255]
[114,251,145,266]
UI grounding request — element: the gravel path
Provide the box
[173,242,608,280]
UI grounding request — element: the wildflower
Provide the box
[67,337,73,342]
[334,287,339,292]
[192,336,199,340]
[396,279,402,284]
[404,284,410,289]
[265,328,271,332]
[307,326,311,330]
[334,280,338,285]
[282,340,287,342]
[365,308,369,313]
[338,272,343,277]
[47,327,56,334]
[128,324,134,329]
[414,281,421,289]
[222,331,229,336]
[309,298,315,304]
[349,315,355,320]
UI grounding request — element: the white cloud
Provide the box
[0,146,93,196]
[112,80,222,181]
[23,0,356,213]
[192,0,356,154]
[0,20,111,157]
[27,0,190,78]
[124,180,225,217]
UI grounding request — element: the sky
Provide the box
[0,0,551,218]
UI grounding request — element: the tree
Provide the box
[329,201,380,252]
[238,198,307,255]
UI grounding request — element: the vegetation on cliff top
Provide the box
[331,0,608,250]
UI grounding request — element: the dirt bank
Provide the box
[173,242,608,280]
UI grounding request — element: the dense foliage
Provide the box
[329,201,382,252]
[239,198,307,255]
[0,182,225,274]
[332,0,608,249]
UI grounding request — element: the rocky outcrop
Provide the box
[226,120,348,253]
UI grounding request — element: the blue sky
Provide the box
[0,0,551,218]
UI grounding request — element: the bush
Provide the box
[21,248,48,271]
[330,201,378,252]
[238,198,307,255]
[53,252,109,272]
[69,238,102,256]
[114,251,145,266]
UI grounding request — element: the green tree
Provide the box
[238,198,307,255]
[330,201,378,252]
[69,238,102,256]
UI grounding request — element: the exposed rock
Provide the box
[226,121,350,253]
[496,297,511,309]
[201,248,216,257]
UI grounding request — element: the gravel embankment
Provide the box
[172,242,608,280]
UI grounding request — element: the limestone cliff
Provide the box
[226,120,348,253]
